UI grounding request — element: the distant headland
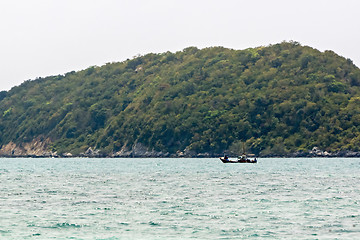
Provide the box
[1,41,360,158]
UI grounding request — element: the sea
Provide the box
[0,158,359,240]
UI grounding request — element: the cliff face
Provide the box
[0,138,55,157]
[111,142,166,158]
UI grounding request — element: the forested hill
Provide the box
[1,41,360,157]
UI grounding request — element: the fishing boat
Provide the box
[219,143,257,163]
[219,154,257,163]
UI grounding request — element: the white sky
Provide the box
[0,0,359,91]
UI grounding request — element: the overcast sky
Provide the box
[1,0,359,91]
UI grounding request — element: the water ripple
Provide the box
[0,158,359,239]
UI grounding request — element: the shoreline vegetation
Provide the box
[1,41,360,157]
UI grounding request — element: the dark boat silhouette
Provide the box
[219,143,257,163]
[219,154,257,163]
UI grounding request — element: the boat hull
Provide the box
[220,157,257,163]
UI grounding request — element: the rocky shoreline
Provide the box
[1,141,360,158]
[0,147,360,158]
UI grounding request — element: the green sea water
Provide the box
[0,158,359,239]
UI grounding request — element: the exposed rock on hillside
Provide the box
[0,138,55,157]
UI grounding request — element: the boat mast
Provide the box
[242,142,246,155]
